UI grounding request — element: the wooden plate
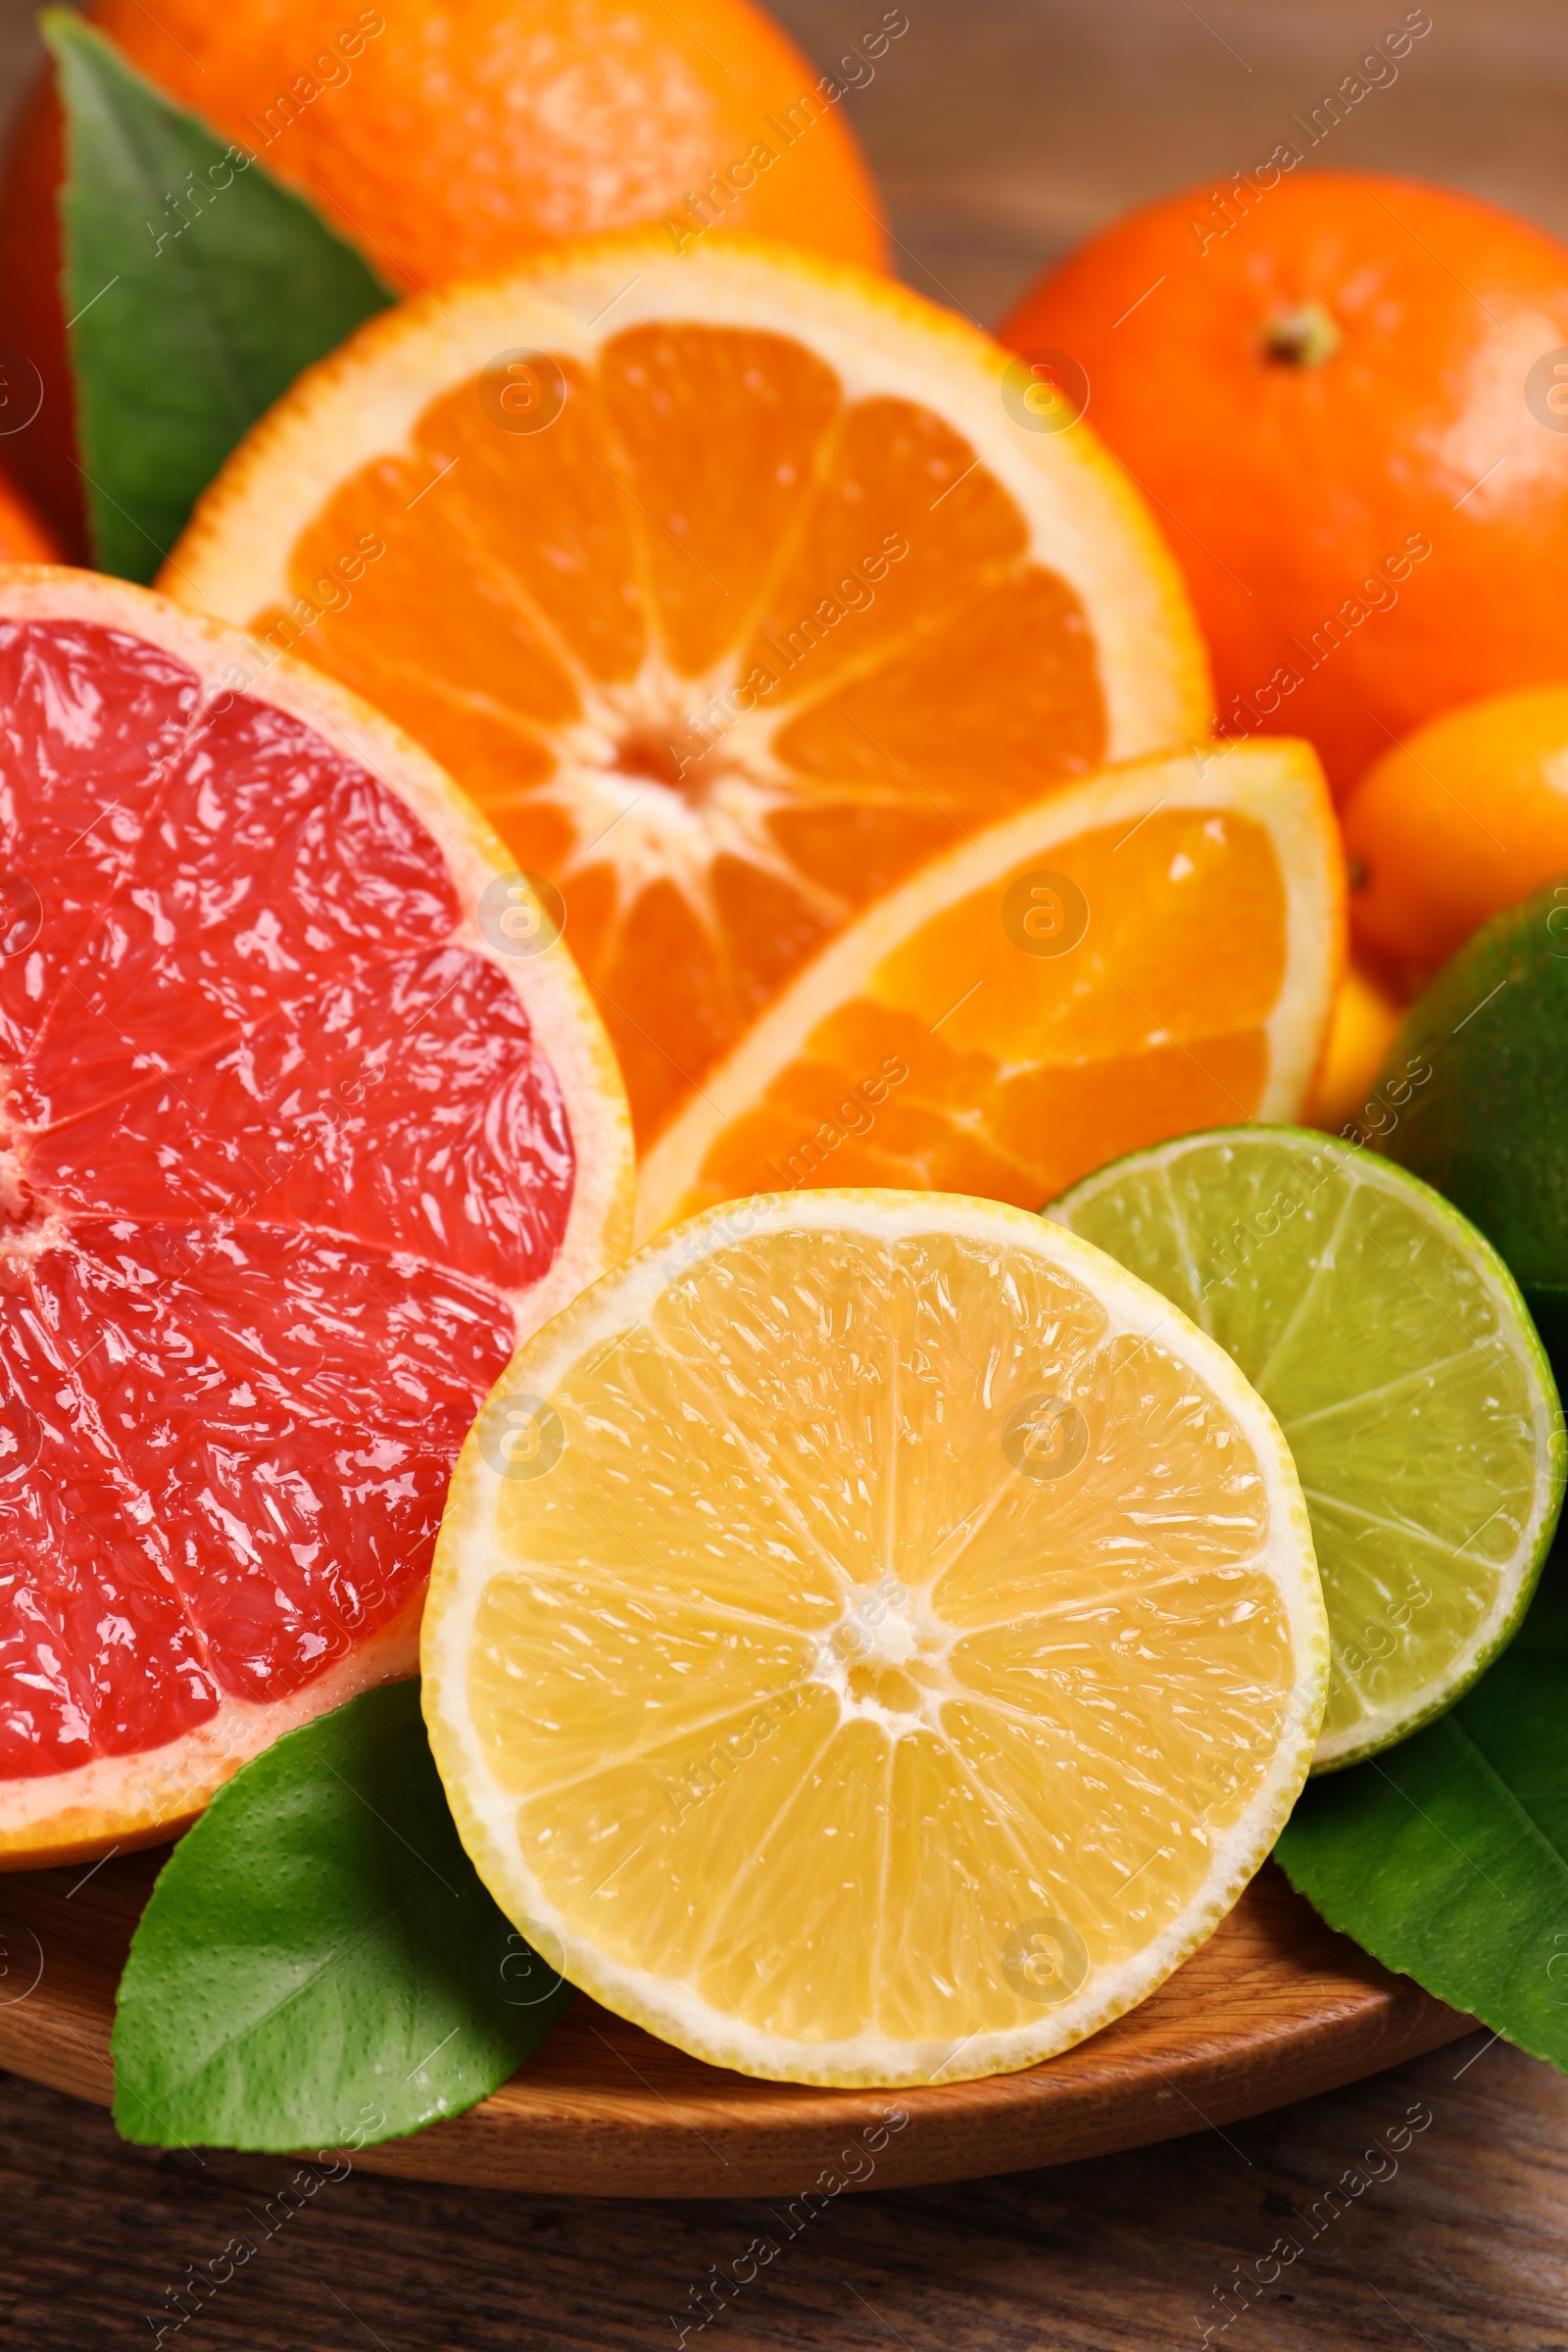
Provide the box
[0,1850,1466,2196]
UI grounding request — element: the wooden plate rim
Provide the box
[0,1853,1469,2197]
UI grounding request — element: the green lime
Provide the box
[1364,879,1568,1377]
[1049,1127,1565,1770]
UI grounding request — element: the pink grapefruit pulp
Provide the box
[0,569,632,1867]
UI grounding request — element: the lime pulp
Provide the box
[1049,1127,1566,1769]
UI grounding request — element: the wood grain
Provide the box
[0,1852,1467,2195]
[6,2022,1568,2350]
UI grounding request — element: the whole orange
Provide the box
[0,0,892,548]
[1345,685,1568,976]
[1004,172,1568,797]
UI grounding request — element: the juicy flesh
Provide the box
[254,324,1108,1144]
[673,808,1286,1222]
[1058,1137,1543,1744]
[466,1227,1297,2049]
[0,619,574,1778]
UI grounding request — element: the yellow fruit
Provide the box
[1305,961,1405,1133]
[422,1191,1328,2086]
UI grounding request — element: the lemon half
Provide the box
[422,1192,1327,2086]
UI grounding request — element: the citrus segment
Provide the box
[1050,1129,1565,1768]
[423,1192,1327,2085]
[0,569,632,1866]
[636,742,1343,1237]
[167,240,1212,1142]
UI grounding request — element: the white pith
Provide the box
[539,660,853,944]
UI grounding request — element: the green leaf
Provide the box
[1276,1551,1568,2069]
[45,10,392,582]
[113,1682,573,2153]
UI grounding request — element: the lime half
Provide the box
[1049,1128,1565,1770]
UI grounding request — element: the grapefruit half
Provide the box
[0,567,632,1868]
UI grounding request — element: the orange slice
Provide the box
[637,741,1344,1237]
[165,237,1211,1147]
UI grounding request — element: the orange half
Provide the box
[637,740,1345,1236]
[166,237,1211,1146]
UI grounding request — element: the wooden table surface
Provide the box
[5,2026,1566,2348]
[5,0,1568,2342]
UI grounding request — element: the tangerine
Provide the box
[1004,172,1568,797]
[1345,686,1568,976]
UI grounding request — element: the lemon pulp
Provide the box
[424,1195,1326,2084]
